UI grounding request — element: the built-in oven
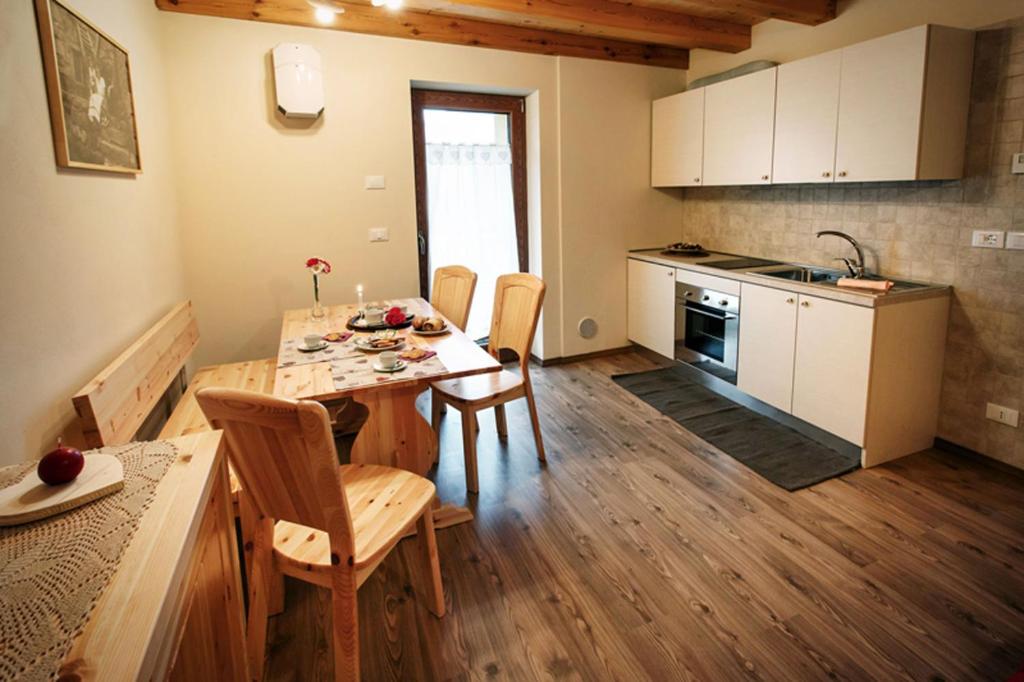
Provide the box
[674,282,740,373]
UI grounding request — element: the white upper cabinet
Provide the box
[703,67,777,186]
[835,25,975,182]
[651,89,704,187]
[772,50,841,184]
[650,25,974,187]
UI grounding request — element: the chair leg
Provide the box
[331,570,360,682]
[415,505,446,617]
[473,412,480,433]
[460,408,480,494]
[523,384,546,462]
[431,389,443,433]
[494,403,508,440]
[245,518,275,681]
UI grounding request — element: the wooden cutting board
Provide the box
[0,455,124,526]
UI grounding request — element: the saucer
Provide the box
[297,342,328,353]
[373,360,407,373]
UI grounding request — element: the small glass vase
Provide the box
[311,274,325,319]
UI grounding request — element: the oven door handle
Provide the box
[685,305,737,321]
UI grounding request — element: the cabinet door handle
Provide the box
[785,297,795,304]
[693,177,700,183]
[800,301,810,307]
[822,171,831,178]
[761,174,769,181]
[838,171,847,177]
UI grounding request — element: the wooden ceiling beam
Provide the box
[155,0,691,68]
[446,0,750,52]
[662,0,837,26]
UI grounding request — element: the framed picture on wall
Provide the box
[34,0,142,174]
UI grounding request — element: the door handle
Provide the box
[417,232,426,256]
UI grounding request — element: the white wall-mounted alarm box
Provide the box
[271,43,324,119]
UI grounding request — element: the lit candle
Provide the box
[356,284,364,308]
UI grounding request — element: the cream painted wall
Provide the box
[159,13,685,367]
[556,58,684,357]
[688,0,1024,80]
[0,0,185,465]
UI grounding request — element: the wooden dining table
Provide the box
[273,297,501,524]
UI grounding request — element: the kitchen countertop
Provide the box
[628,248,951,308]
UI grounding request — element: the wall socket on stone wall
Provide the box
[1013,152,1024,174]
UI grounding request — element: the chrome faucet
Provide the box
[816,230,866,279]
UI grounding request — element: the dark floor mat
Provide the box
[612,366,860,491]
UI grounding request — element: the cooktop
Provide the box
[703,256,782,270]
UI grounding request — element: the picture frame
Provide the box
[34,0,142,174]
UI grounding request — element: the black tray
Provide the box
[662,248,710,258]
[346,313,414,332]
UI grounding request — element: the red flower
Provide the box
[306,257,332,274]
[385,306,405,326]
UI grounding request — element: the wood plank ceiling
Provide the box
[154,0,837,68]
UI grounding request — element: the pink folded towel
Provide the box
[837,277,894,292]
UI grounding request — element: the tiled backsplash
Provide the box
[680,19,1024,468]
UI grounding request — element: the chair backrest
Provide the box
[73,301,199,448]
[195,387,355,557]
[487,273,545,369]
[430,265,477,332]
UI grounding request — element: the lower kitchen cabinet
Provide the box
[790,294,874,445]
[737,284,798,412]
[737,282,949,463]
[739,283,873,445]
[628,258,676,358]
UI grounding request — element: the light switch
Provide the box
[971,230,1005,248]
[364,175,386,190]
[1007,232,1024,250]
[369,227,389,242]
[1013,152,1024,174]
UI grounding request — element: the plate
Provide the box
[298,342,328,353]
[411,325,450,336]
[373,360,407,373]
[354,338,406,353]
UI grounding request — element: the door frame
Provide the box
[410,88,529,298]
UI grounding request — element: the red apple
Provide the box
[38,439,84,485]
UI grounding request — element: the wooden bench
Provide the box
[72,301,276,501]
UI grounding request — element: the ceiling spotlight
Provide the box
[384,0,403,9]
[307,0,345,23]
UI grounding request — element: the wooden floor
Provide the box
[264,352,1024,681]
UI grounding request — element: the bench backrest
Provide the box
[73,301,199,448]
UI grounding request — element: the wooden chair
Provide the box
[430,265,478,332]
[430,273,546,494]
[195,387,444,682]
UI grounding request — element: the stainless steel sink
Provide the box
[755,266,931,292]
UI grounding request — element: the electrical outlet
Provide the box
[971,230,1005,248]
[1013,152,1024,174]
[369,227,389,242]
[986,402,1020,428]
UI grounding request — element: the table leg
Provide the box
[351,385,474,530]
[351,384,438,475]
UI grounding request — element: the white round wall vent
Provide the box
[578,317,598,339]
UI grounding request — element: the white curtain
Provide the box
[426,142,520,341]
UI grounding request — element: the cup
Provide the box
[364,307,384,325]
[304,334,322,349]
[379,350,399,369]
